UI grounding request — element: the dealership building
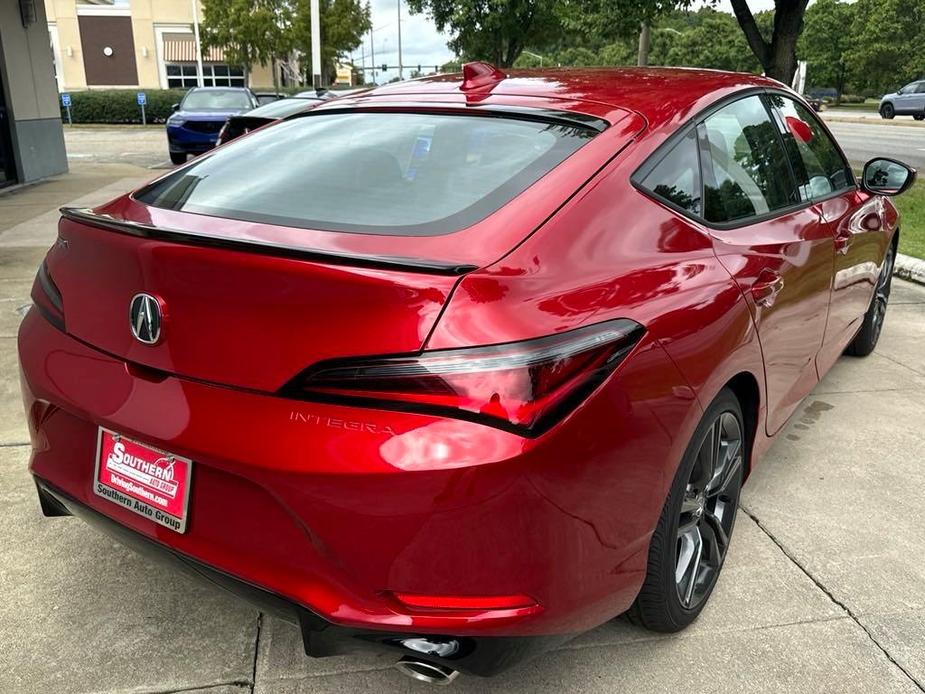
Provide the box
[44,0,278,91]
[1,0,68,187]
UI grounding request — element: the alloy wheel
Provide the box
[675,411,743,610]
[870,245,895,343]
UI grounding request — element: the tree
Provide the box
[664,8,760,73]
[201,0,297,92]
[727,0,808,84]
[845,0,925,96]
[798,0,854,101]
[405,0,561,67]
[571,0,809,83]
[202,0,371,89]
[293,0,371,84]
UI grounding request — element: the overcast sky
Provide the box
[356,0,781,84]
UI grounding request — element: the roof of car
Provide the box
[341,66,785,131]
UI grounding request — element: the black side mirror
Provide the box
[862,158,917,196]
[171,103,180,112]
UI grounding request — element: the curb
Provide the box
[895,253,925,285]
[821,116,925,128]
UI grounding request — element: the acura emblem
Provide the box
[130,293,162,345]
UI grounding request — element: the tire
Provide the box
[169,151,187,165]
[881,103,895,119]
[846,241,896,357]
[914,114,925,121]
[627,388,745,632]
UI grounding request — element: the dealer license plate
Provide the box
[94,428,192,533]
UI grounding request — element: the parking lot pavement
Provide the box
[63,125,175,169]
[2,173,925,693]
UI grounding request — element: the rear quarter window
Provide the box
[137,112,596,236]
[637,129,702,216]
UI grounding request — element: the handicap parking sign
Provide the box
[61,93,71,107]
[137,92,146,106]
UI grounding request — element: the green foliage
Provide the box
[201,0,297,73]
[511,6,761,72]
[292,0,371,80]
[895,179,925,260]
[202,0,371,85]
[799,0,853,98]
[59,90,188,124]
[405,0,562,67]
[846,0,925,96]
[662,8,761,72]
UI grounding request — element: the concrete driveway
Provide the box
[2,167,925,693]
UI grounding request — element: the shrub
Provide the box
[59,89,189,124]
[838,94,867,104]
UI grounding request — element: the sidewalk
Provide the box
[2,168,925,693]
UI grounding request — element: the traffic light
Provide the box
[381,64,388,72]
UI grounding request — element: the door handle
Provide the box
[751,269,784,308]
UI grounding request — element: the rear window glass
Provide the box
[181,89,254,111]
[137,112,596,236]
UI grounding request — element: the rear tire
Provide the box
[881,103,895,119]
[846,241,896,357]
[914,113,925,121]
[627,388,745,632]
[169,152,187,165]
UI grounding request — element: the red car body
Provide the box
[20,66,901,677]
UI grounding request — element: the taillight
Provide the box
[286,319,644,436]
[32,262,65,331]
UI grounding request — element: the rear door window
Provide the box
[766,94,854,201]
[698,96,797,224]
[137,112,597,236]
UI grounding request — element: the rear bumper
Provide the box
[35,479,565,676]
[18,303,699,668]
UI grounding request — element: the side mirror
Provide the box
[171,103,180,112]
[862,158,917,196]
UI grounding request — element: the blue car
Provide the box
[166,87,259,164]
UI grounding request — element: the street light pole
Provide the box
[311,0,322,89]
[369,27,375,85]
[191,0,204,87]
[397,0,403,80]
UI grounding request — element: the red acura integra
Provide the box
[19,63,916,683]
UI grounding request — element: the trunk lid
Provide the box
[48,210,461,392]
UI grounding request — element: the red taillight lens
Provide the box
[32,261,65,331]
[289,319,644,435]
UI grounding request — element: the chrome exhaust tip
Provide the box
[394,657,460,685]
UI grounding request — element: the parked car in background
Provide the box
[254,92,284,105]
[166,87,259,164]
[217,96,326,145]
[880,81,925,120]
[21,64,916,684]
[803,95,823,112]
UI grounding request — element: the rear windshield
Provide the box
[136,112,596,236]
[181,89,253,111]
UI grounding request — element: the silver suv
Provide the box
[880,81,925,120]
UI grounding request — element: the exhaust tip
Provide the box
[394,657,459,685]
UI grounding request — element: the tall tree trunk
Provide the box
[272,58,280,93]
[729,0,809,85]
[637,22,651,67]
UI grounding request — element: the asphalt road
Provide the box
[824,120,925,169]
